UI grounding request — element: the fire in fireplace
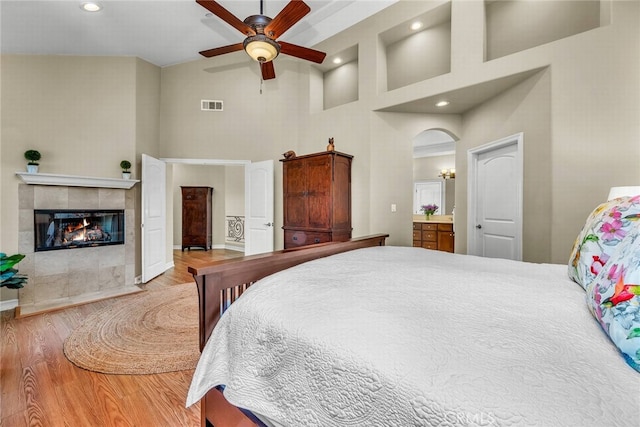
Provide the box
[34,209,125,252]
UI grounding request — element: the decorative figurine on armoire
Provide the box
[327,137,335,152]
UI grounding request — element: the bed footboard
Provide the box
[189,234,388,351]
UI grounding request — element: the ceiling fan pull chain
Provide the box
[260,74,263,95]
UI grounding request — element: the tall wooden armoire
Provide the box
[281,151,352,249]
[181,186,213,251]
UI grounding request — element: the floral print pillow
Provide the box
[586,223,640,372]
[568,195,640,290]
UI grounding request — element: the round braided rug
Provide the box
[63,284,200,375]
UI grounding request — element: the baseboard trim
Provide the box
[15,285,143,318]
[0,298,19,312]
[222,243,244,252]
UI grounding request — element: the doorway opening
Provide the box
[141,156,274,283]
[413,128,458,215]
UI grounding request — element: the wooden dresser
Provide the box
[413,222,454,252]
[181,186,213,251]
[281,151,352,249]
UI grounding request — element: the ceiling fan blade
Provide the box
[264,0,310,39]
[196,0,255,36]
[279,41,326,64]
[199,43,245,58]
[261,61,276,80]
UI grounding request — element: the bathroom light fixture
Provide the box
[410,21,423,31]
[436,100,450,107]
[243,35,280,63]
[333,57,343,64]
[80,2,102,12]
[439,168,456,179]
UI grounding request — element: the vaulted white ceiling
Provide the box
[0,0,396,67]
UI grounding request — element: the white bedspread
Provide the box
[187,246,640,426]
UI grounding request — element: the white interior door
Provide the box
[414,180,444,214]
[142,154,167,282]
[468,133,523,260]
[244,160,274,255]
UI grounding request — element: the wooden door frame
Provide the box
[466,132,523,260]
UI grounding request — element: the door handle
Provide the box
[476,224,482,229]
[264,222,273,227]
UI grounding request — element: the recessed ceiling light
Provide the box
[333,57,342,64]
[80,2,102,12]
[410,21,423,31]
[436,101,450,107]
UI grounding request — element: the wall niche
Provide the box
[321,44,359,110]
[485,0,605,61]
[380,2,452,91]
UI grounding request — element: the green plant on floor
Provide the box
[0,253,28,289]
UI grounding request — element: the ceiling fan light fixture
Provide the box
[244,35,280,62]
[80,2,102,12]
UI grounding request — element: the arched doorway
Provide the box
[412,129,457,215]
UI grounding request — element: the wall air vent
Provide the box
[201,100,223,111]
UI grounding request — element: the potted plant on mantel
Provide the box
[24,150,41,174]
[120,160,132,180]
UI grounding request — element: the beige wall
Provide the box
[413,154,455,181]
[224,166,245,218]
[158,56,309,249]
[1,55,141,302]
[134,58,161,277]
[310,0,639,262]
[2,0,640,304]
[323,60,359,109]
[386,21,452,90]
[486,0,601,60]
[457,69,552,262]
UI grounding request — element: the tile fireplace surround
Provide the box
[17,184,139,317]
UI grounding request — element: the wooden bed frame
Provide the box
[188,234,389,427]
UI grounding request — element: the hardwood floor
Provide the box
[0,249,244,427]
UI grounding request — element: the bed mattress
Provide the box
[187,246,639,426]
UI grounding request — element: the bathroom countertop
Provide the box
[412,215,454,224]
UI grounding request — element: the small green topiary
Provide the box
[120,160,132,172]
[24,150,41,165]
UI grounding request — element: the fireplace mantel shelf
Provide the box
[16,172,139,189]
